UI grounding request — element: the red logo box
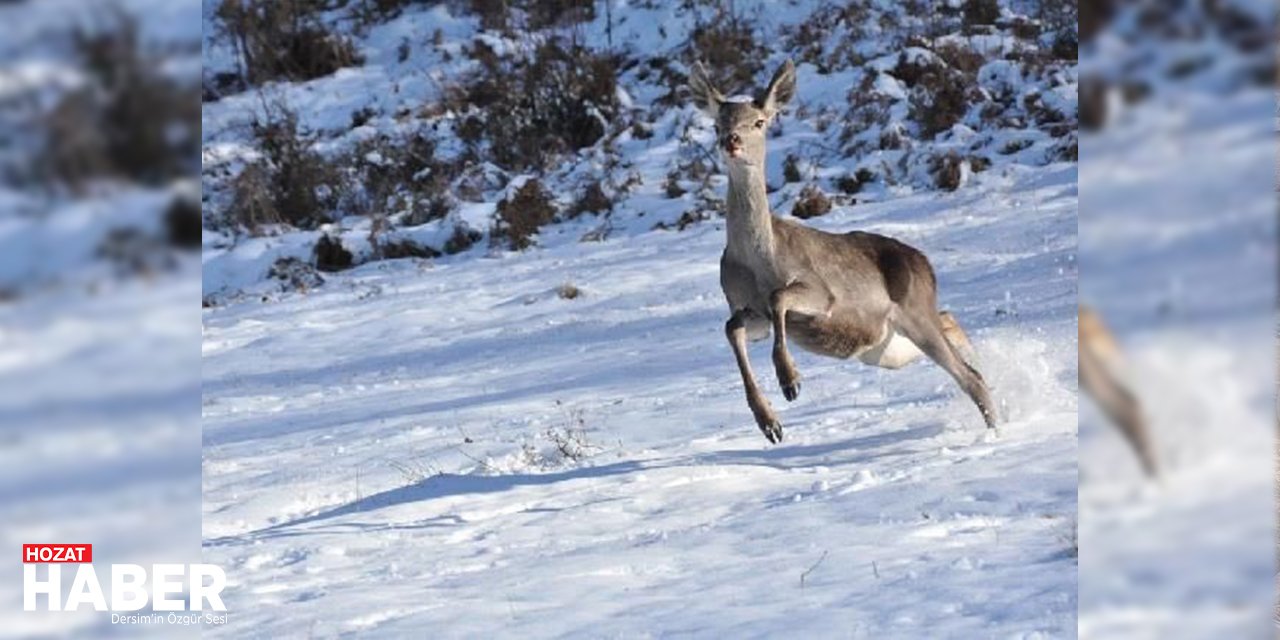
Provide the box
[23,544,92,563]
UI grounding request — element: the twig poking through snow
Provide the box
[800,550,829,589]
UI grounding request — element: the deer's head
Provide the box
[687,60,796,169]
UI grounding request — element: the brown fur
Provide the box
[692,60,998,442]
[1079,305,1158,476]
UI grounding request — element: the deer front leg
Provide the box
[769,281,831,402]
[726,311,783,444]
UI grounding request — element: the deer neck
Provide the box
[723,162,774,260]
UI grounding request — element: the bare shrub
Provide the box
[380,238,441,260]
[450,39,618,172]
[214,0,363,85]
[226,163,280,232]
[544,402,597,463]
[782,154,803,183]
[45,11,198,190]
[469,0,511,32]
[492,179,558,250]
[791,184,832,219]
[269,256,325,292]
[525,0,595,30]
[346,132,456,223]
[313,234,354,272]
[663,171,687,198]
[239,102,340,230]
[686,11,765,95]
[165,191,203,249]
[1000,139,1033,154]
[906,65,973,139]
[934,42,984,76]
[781,2,870,73]
[931,152,965,191]
[834,173,862,195]
[443,224,483,254]
[97,228,172,277]
[962,0,1000,26]
[568,181,613,218]
[556,282,581,300]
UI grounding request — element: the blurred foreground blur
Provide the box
[1078,0,1275,637]
[0,1,200,637]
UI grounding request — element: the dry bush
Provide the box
[556,282,581,300]
[905,64,974,139]
[97,228,173,277]
[663,170,687,198]
[165,192,203,249]
[962,0,1000,26]
[568,181,614,218]
[234,102,340,230]
[443,224,483,254]
[45,11,198,190]
[1078,0,1112,43]
[492,179,558,250]
[934,42,985,76]
[226,163,280,231]
[931,151,965,191]
[791,184,832,219]
[380,238,441,260]
[525,0,595,30]
[313,234,354,271]
[782,154,803,183]
[469,0,510,32]
[1000,139,1033,154]
[686,12,765,95]
[451,38,619,172]
[834,173,863,195]
[269,256,325,292]
[782,1,870,73]
[214,0,363,85]
[345,132,457,224]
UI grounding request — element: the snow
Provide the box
[1077,89,1275,638]
[202,161,1078,637]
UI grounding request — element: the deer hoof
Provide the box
[759,420,784,444]
[782,381,801,402]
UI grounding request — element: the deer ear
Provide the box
[757,59,796,115]
[687,61,724,118]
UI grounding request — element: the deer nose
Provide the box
[728,133,742,146]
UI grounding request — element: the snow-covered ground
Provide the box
[202,160,1078,637]
[0,0,201,638]
[1077,90,1276,639]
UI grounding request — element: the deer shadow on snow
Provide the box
[207,420,946,548]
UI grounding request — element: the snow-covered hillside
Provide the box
[200,0,1078,302]
[201,0,1078,636]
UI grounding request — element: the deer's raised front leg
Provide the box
[769,281,832,402]
[726,311,783,443]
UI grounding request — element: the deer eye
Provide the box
[754,119,766,129]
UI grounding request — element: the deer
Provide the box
[687,59,999,444]
[1078,305,1158,476]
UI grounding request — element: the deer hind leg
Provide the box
[768,281,833,402]
[859,311,972,370]
[1080,348,1157,476]
[938,311,979,368]
[726,311,784,444]
[895,310,999,429]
